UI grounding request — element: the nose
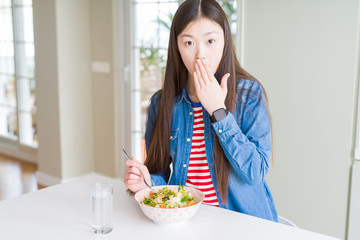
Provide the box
[195,43,206,60]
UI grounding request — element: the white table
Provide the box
[0,173,340,240]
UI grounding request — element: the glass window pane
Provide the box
[134,0,177,3]
[158,3,177,48]
[0,74,16,107]
[0,42,14,59]
[23,0,33,6]
[17,77,34,112]
[158,48,167,75]
[218,0,237,43]
[30,77,35,105]
[139,48,166,91]
[134,3,159,48]
[15,42,34,78]
[0,0,11,8]
[0,40,15,75]
[0,106,18,139]
[13,0,32,6]
[18,110,37,147]
[0,8,13,42]
[0,0,36,148]
[132,1,178,160]
[134,2,177,49]
[17,76,36,146]
[14,6,34,43]
[0,55,15,76]
[139,47,157,75]
[140,61,160,93]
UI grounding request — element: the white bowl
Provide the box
[134,185,205,226]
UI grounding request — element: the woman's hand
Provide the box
[124,157,152,193]
[194,58,230,115]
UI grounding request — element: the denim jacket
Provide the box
[145,79,278,222]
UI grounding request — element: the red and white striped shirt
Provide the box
[186,104,220,207]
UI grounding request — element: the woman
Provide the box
[124,0,278,222]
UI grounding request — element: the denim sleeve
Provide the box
[212,83,271,185]
[145,92,170,186]
[145,92,160,152]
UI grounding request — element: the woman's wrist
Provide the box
[210,108,229,123]
[208,105,226,116]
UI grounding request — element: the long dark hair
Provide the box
[145,0,271,203]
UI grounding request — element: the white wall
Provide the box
[56,0,94,179]
[90,0,116,177]
[242,0,359,238]
[33,0,62,180]
[34,0,94,183]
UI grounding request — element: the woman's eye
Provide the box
[185,41,194,46]
[208,39,215,44]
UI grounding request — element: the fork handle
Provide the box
[139,170,156,192]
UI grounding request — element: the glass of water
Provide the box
[91,183,113,234]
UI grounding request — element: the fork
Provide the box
[122,149,156,192]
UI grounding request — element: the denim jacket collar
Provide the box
[175,88,191,106]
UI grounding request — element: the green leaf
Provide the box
[143,198,155,207]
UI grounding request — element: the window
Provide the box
[129,0,237,161]
[130,0,178,162]
[0,0,37,148]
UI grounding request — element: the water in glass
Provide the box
[91,183,113,234]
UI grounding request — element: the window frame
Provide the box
[0,0,37,162]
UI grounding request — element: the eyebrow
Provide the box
[180,31,219,38]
